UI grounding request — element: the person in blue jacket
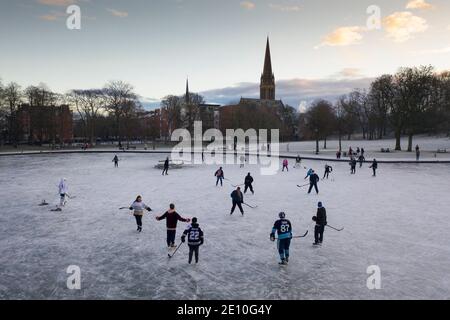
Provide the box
[270,212,293,265]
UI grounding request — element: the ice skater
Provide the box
[230,187,244,216]
[350,157,357,174]
[129,195,152,232]
[58,178,68,208]
[370,159,378,177]
[270,212,292,265]
[304,168,314,179]
[240,155,245,168]
[244,172,254,194]
[323,164,333,180]
[181,217,204,264]
[307,170,320,194]
[156,204,190,248]
[313,202,327,245]
[215,167,224,186]
[416,145,421,161]
[282,159,289,172]
[294,155,302,168]
[112,155,119,168]
[358,154,365,168]
[162,157,169,175]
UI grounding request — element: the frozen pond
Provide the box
[0,153,449,299]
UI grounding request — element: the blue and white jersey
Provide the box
[272,219,292,240]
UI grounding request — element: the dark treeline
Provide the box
[1,65,449,150]
[300,66,450,151]
[0,80,151,147]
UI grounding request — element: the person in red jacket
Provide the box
[156,204,191,248]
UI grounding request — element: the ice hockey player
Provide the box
[230,187,244,216]
[304,168,314,179]
[358,154,365,168]
[350,157,357,174]
[370,159,378,177]
[156,204,191,248]
[270,212,292,265]
[244,172,254,194]
[240,155,245,168]
[215,167,224,186]
[308,170,320,194]
[323,164,333,179]
[282,159,289,172]
[129,195,152,232]
[58,178,68,208]
[294,155,302,168]
[112,155,119,168]
[162,157,169,176]
[312,202,327,245]
[181,217,204,264]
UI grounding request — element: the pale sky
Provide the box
[1,0,449,108]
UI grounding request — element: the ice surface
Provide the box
[0,153,449,299]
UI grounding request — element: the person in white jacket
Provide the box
[129,195,152,232]
[58,178,68,207]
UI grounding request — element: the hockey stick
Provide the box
[168,242,184,259]
[275,230,309,240]
[243,202,258,209]
[326,225,344,232]
[297,183,310,188]
[119,207,130,210]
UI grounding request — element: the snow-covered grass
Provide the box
[280,136,450,160]
[0,153,449,299]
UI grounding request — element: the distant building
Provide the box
[220,37,287,130]
[17,104,73,144]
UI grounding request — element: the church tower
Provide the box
[260,37,275,100]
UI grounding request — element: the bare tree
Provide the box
[103,80,137,146]
[67,89,106,144]
[161,95,182,137]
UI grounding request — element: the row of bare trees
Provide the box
[302,66,450,151]
[0,79,148,146]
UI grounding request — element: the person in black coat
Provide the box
[350,157,357,174]
[358,154,365,168]
[370,159,378,177]
[244,173,254,194]
[162,157,169,175]
[323,164,333,179]
[230,187,244,215]
[308,170,320,194]
[112,155,119,168]
[313,202,327,245]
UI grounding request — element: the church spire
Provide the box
[185,78,190,104]
[260,37,275,100]
[263,37,273,77]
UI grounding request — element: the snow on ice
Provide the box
[0,152,449,299]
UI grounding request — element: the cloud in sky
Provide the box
[199,77,374,108]
[269,3,301,12]
[332,68,364,79]
[415,46,450,55]
[406,0,434,10]
[107,8,129,18]
[240,1,255,10]
[37,0,76,6]
[383,11,428,42]
[38,10,66,21]
[317,26,366,48]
